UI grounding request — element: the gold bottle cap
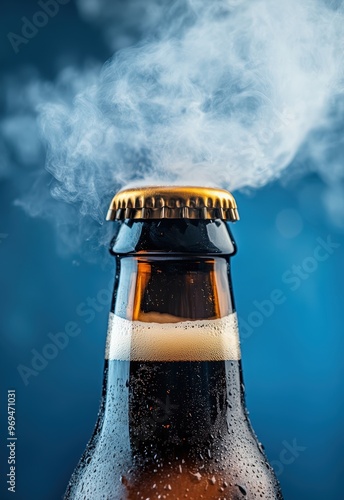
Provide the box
[106,186,239,221]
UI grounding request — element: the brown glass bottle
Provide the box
[65,187,283,500]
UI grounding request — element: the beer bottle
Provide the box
[65,186,283,500]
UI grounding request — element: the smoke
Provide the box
[1,0,344,256]
[75,0,172,50]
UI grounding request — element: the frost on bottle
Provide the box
[65,186,283,500]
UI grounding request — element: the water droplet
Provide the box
[236,484,247,496]
[189,471,202,482]
[258,442,265,452]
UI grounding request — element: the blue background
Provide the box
[1,1,343,499]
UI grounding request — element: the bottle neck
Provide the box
[103,219,244,457]
[112,255,235,321]
[103,358,245,458]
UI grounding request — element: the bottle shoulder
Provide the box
[66,449,282,500]
[65,417,282,500]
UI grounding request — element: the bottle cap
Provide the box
[106,186,239,221]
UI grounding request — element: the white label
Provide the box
[105,312,241,361]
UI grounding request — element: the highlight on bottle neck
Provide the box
[106,185,239,221]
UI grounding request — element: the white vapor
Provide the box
[1,0,344,255]
[75,0,171,50]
